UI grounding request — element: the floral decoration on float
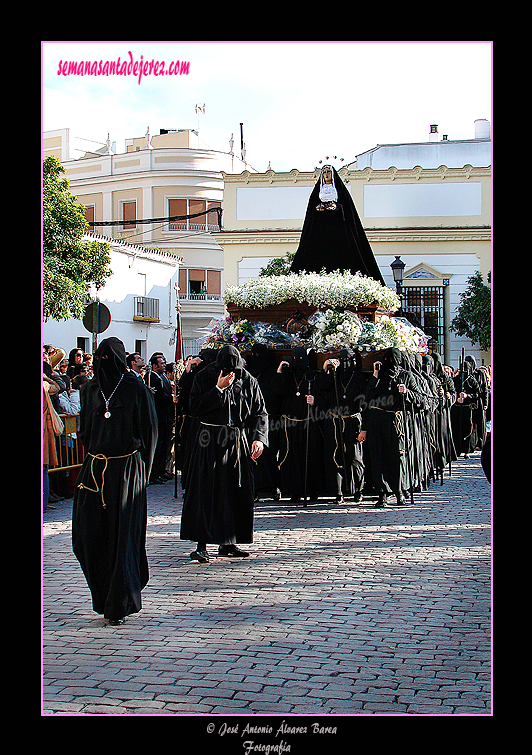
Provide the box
[223,269,400,313]
[198,270,429,362]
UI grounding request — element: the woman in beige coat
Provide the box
[43,373,60,511]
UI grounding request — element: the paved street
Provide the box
[42,451,491,718]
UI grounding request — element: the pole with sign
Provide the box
[83,300,111,351]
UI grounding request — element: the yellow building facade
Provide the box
[217,162,491,366]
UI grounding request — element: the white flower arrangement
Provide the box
[224,269,400,313]
[356,316,429,354]
[308,309,364,351]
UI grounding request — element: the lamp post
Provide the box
[390,256,406,316]
[390,255,405,295]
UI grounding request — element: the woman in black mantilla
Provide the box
[179,345,268,563]
[290,164,385,284]
[72,337,158,626]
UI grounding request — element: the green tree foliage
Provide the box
[258,251,296,277]
[43,156,112,321]
[450,270,491,351]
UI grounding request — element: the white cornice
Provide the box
[215,226,491,245]
[222,164,490,184]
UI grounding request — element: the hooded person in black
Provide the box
[72,337,158,625]
[401,351,426,491]
[451,357,482,457]
[290,165,385,284]
[431,352,457,473]
[465,355,489,450]
[359,348,416,507]
[421,354,441,483]
[246,343,282,501]
[275,347,323,502]
[318,350,367,502]
[177,348,217,491]
[410,352,435,490]
[179,345,268,562]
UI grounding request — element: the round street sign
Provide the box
[83,301,111,333]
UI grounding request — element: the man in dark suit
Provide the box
[145,353,178,483]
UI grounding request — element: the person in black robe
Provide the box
[145,353,177,484]
[465,355,489,450]
[451,357,482,457]
[421,354,442,483]
[72,337,158,625]
[179,345,268,563]
[431,353,457,474]
[318,350,367,503]
[290,164,385,284]
[401,352,424,491]
[410,352,434,491]
[176,349,217,491]
[245,343,282,501]
[275,347,323,503]
[358,348,416,507]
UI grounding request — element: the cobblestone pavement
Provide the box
[42,452,491,718]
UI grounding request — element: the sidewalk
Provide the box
[42,452,491,716]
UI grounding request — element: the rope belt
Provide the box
[77,450,139,509]
[330,413,360,469]
[457,401,478,440]
[367,407,409,454]
[279,414,309,467]
[370,406,402,414]
[199,422,253,487]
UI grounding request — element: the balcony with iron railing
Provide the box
[133,296,160,322]
[178,292,222,302]
[168,220,221,232]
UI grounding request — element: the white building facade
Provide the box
[42,234,182,361]
[42,127,246,359]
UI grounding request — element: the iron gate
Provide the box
[401,285,446,357]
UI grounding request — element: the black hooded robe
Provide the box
[451,361,482,456]
[290,165,385,284]
[275,348,324,501]
[361,348,416,499]
[465,355,489,450]
[317,351,367,499]
[179,346,268,546]
[421,355,442,482]
[72,337,158,622]
[246,344,282,499]
[431,353,457,470]
[177,349,217,490]
[408,352,434,491]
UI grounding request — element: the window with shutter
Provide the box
[85,205,95,230]
[122,201,136,229]
[169,198,187,230]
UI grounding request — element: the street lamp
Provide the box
[390,256,406,295]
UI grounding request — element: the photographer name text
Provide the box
[207,720,338,753]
